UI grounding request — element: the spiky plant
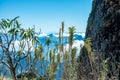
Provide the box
[68,26,76,54]
[71,47,77,65]
[61,22,64,53]
[46,37,51,61]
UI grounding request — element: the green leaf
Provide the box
[47,65,51,74]
[8,28,15,34]
[53,62,58,72]
[2,19,8,28]
[8,20,12,28]
[64,52,68,61]
[40,57,45,61]
[52,54,55,63]
[16,20,20,28]
[57,54,60,63]
[20,29,25,38]
[46,37,51,46]
[18,51,21,56]
[35,37,40,43]
[15,29,19,36]
[49,50,52,63]
[23,33,27,39]
[53,48,56,53]
[32,39,34,45]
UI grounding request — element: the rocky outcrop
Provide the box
[78,0,120,79]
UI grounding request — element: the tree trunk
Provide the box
[11,68,17,80]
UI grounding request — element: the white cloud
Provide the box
[73,40,84,56]
[52,33,69,37]
[37,33,47,37]
[63,33,69,37]
[36,32,85,38]
[72,40,84,48]
[9,39,34,51]
[64,40,84,53]
[53,34,59,37]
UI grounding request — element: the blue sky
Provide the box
[0,0,92,33]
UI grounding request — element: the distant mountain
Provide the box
[36,32,85,43]
[36,32,85,54]
[8,32,85,54]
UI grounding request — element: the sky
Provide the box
[0,0,92,33]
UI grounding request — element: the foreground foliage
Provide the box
[0,17,79,80]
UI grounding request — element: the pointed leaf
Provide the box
[18,51,21,56]
[32,39,34,45]
[8,28,15,34]
[16,20,20,28]
[8,20,12,28]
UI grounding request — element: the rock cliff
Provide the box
[78,0,120,79]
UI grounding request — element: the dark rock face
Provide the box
[78,0,120,79]
[86,0,120,53]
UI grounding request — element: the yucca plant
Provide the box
[46,37,51,61]
[46,49,60,80]
[71,47,77,65]
[61,21,64,53]
[68,26,76,54]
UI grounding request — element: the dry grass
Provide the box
[0,77,12,80]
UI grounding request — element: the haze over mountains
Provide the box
[11,32,85,56]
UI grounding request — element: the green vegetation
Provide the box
[84,38,92,54]
[68,27,76,54]
[78,37,120,80]
[62,26,78,80]
[0,17,79,80]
